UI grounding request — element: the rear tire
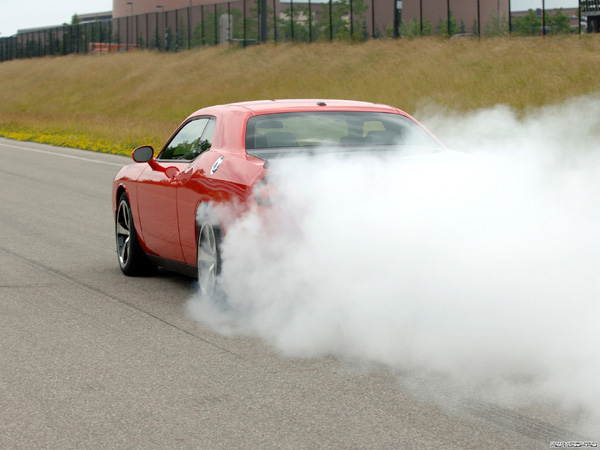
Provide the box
[115,192,156,276]
[196,221,223,299]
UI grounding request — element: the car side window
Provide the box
[201,118,215,148]
[158,117,214,161]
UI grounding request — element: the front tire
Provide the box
[115,192,156,276]
[196,221,223,299]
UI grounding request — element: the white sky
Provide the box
[0,0,580,37]
[0,0,113,37]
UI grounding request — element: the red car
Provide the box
[112,99,446,298]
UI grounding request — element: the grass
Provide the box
[2,35,600,155]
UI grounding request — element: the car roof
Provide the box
[187,99,405,118]
[181,99,422,156]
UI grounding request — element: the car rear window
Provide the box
[245,111,442,157]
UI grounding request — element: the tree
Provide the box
[436,11,458,37]
[151,25,164,50]
[165,27,175,51]
[399,18,432,38]
[471,18,478,36]
[176,18,188,50]
[546,8,571,34]
[484,10,508,36]
[513,9,541,35]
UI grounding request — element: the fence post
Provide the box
[135,15,138,48]
[329,0,333,40]
[228,2,232,44]
[155,12,159,49]
[374,0,377,38]
[188,6,192,49]
[508,0,512,35]
[420,0,423,36]
[291,0,295,41]
[309,0,313,42]
[477,0,481,39]
[273,0,278,41]
[350,0,353,39]
[447,0,451,37]
[243,0,247,47]
[214,4,218,45]
[200,5,204,45]
[165,11,169,51]
[257,0,260,42]
[542,0,546,37]
[578,0,581,35]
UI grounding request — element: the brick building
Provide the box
[112,0,511,36]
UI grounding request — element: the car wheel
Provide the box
[115,192,156,276]
[196,221,223,299]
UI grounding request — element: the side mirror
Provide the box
[132,145,154,163]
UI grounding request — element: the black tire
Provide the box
[196,220,223,299]
[115,192,156,276]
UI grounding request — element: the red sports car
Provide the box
[112,99,446,298]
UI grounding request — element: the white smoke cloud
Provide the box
[187,96,600,434]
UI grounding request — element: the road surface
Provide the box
[0,138,591,449]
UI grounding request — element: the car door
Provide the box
[135,117,211,262]
[175,118,218,265]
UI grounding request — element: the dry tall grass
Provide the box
[2,35,600,154]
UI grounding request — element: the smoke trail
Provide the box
[187,96,600,432]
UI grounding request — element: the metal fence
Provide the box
[0,1,591,62]
[0,0,392,61]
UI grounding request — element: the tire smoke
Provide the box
[188,97,600,432]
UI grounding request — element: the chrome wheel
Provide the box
[197,222,219,298]
[116,198,132,269]
[115,192,155,276]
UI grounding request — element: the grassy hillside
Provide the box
[1,36,600,155]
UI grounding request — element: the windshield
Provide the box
[245,111,443,158]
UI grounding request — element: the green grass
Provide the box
[2,36,600,155]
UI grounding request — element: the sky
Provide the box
[0,0,581,37]
[0,0,113,37]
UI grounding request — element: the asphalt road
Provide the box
[0,138,592,449]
